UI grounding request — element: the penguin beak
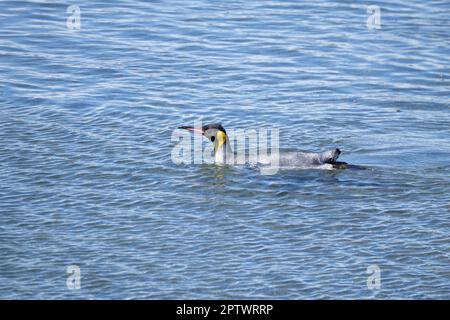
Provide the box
[178,126,204,135]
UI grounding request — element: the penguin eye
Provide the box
[211,136,216,142]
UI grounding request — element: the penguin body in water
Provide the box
[179,123,347,170]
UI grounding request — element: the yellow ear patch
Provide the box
[217,131,227,148]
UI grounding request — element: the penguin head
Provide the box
[178,123,228,153]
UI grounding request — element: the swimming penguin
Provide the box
[178,123,347,170]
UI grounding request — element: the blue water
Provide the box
[0,0,449,299]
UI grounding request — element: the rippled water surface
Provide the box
[0,0,449,299]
